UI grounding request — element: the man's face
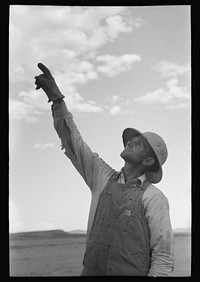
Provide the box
[120,135,151,164]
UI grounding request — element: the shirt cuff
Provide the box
[52,100,71,118]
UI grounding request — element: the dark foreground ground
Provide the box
[9,230,191,276]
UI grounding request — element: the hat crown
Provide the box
[143,132,168,166]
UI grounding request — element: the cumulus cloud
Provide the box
[10,6,142,120]
[97,54,141,77]
[60,60,98,85]
[109,105,123,115]
[104,94,131,115]
[105,15,132,38]
[165,102,189,110]
[134,60,191,110]
[53,80,103,113]
[134,78,190,110]
[33,143,55,149]
[65,90,103,113]
[9,98,40,122]
[10,6,136,82]
[19,90,50,111]
[15,82,103,116]
[153,60,191,78]
[132,17,146,28]
[106,94,121,104]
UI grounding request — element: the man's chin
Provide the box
[120,150,129,161]
[120,150,137,164]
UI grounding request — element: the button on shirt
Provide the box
[52,101,174,277]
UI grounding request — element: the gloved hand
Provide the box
[35,63,65,103]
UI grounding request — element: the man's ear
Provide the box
[143,157,155,166]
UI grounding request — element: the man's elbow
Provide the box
[148,252,174,276]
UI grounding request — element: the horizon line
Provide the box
[9,226,191,235]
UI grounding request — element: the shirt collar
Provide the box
[119,170,147,186]
[137,173,147,185]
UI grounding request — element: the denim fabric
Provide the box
[82,173,150,276]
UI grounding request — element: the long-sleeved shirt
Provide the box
[52,100,174,277]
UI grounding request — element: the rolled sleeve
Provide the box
[144,192,174,276]
[52,101,112,192]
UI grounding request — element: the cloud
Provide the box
[105,14,132,38]
[53,83,104,114]
[165,102,189,110]
[109,105,123,115]
[106,94,121,104]
[10,6,136,82]
[134,78,190,110]
[97,54,141,77]
[132,17,146,28]
[104,94,131,115]
[13,52,140,118]
[9,91,51,123]
[10,6,143,120]
[14,84,103,117]
[9,98,40,122]
[153,60,191,78]
[33,143,55,149]
[60,60,98,85]
[134,60,191,110]
[19,90,50,111]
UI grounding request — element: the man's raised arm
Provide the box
[34,63,114,192]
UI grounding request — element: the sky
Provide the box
[9,5,191,233]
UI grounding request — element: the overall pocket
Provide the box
[116,207,141,231]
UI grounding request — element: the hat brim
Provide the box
[122,128,162,184]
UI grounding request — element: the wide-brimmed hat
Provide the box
[122,128,168,183]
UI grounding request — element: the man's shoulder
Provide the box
[143,182,168,203]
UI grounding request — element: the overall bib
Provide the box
[81,172,151,276]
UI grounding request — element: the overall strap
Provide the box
[109,171,151,191]
[109,171,121,182]
[141,180,151,191]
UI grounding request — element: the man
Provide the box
[35,63,174,276]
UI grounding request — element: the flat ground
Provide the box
[10,234,191,276]
[171,235,191,277]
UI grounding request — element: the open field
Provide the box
[10,233,86,276]
[171,234,191,276]
[9,230,191,276]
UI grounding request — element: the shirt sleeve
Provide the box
[143,192,174,277]
[51,100,113,192]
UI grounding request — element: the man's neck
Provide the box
[122,162,144,183]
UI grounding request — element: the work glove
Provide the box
[34,63,65,103]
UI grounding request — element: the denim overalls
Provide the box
[81,172,151,276]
